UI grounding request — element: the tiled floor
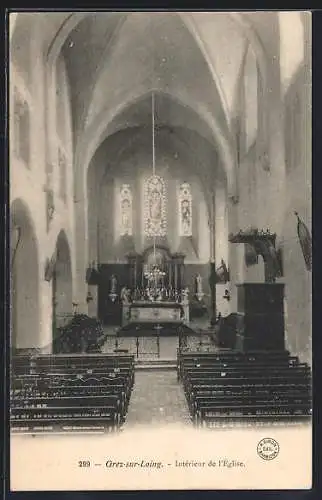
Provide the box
[124,370,192,428]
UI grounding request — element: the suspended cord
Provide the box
[152,91,155,176]
[152,91,156,262]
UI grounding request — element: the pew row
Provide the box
[10,354,135,434]
[178,349,312,427]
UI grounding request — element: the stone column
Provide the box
[211,194,216,320]
[180,259,185,289]
[174,261,178,290]
[227,195,240,313]
[168,259,173,289]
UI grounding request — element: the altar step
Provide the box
[135,359,177,370]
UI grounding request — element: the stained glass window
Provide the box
[120,184,133,236]
[144,175,167,237]
[179,182,192,236]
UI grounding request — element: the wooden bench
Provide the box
[10,354,135,434]
[11,354,134,376]
[191,394,312,421]
[177,348,312,426]
[177,350,299,380]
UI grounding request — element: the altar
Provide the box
[128,301,184,325]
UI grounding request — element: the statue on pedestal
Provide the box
[120,286,131,305]
[195,273,204,302]
[109,274,118,302]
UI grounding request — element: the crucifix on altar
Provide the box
[144,241,166,301]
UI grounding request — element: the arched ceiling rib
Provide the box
[11,11,292,200]
[74,87,237,199]
[90,92,218,148]
[62,12,232,139]
[11,12,283,143]
[88,123,223,217]
[61,13,126,131]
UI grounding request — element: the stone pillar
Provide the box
[168,259,173,289]
[211,193,216,321]
[209,262,217,322]
[227,195,240,313]
[173,259,178,290]
[180,261,185,289]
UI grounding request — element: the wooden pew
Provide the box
[10,353,135,434]
[191,394,312,422]
[177,350,298,380]
[177,348,312,427]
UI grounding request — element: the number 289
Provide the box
[78,460,91,467]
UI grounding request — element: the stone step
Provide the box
[135,360,177,370]
[135,364,177,371]
[136,359,176,365]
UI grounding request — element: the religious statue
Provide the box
[110,274,117,293]
[109,274,118,302]
[120,286,131,305]
[195,273,204,301]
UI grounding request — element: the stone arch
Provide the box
[76,88,237,198]
[9,13,33,88]
[73,88,238,299]
[229,13,270,92]
[46,13,88,66]
[10,198,40,350]
[11,12,273,137]
[25,11,279,309]
[87,121,225,271]
[13,10,275,213]
[52,229,73,335]
[42,11,271,128]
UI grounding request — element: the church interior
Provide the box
[9,12,312,436]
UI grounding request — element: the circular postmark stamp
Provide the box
[257,438,280,461]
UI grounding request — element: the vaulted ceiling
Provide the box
[10,11,308,181]
[61,12,235,143]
